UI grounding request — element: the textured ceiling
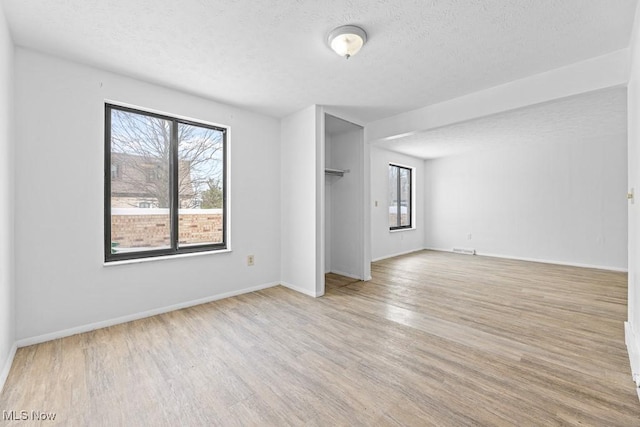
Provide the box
[2,0,637,122]
[373,87,627,159]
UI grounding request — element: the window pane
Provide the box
[178,123,224,246]
[106,104,228,262]
[388,165,398,228]
[400,168,410,227]
[110,109,171,253]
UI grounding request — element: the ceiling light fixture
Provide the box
[327,25,367,59]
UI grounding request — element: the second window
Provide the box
[388,164,412,230]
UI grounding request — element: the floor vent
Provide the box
[452,248,476,255]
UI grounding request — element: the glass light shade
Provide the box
[327,25,367,58]
[330,33,364,57]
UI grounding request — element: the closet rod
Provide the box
[325,168,349,177]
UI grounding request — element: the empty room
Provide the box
[1,0,640,425]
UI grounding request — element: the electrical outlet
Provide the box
[247,255,255,266]
[467,233,472,240]
[375,200,378,207]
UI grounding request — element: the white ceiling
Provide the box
[373,87,627,159]
[2,1,637,123]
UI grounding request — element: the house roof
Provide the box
[110,152,195,199]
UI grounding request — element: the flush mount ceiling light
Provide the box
[327,25,367,59]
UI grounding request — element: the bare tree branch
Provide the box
[110,110,223,209]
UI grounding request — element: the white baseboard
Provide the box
[424,247,453,253]
[625,321,640,401]
[424,247,627,273]
[372,248,424,263]
[328,270,363,281]
[280,281,321,298]
[0,342,17,394]
[16,281,279,348]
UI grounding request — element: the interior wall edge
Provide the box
[371,248,425,263]
[624,321,640,400]
[280,281,322,298]
[424,248,628,273]
[0,0,15,400]
[15,281,280,346]
[326,270,363,281]
[0,342,16,395]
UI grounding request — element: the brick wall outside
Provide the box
[178,213,223,245]
[389,214,410,228]
[111,213,223,249]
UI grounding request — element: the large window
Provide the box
[388,164,412,230]
[105,104,227,262]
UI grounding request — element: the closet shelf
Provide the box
[325,168,349,177]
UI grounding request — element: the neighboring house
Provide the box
[110,152,196,209]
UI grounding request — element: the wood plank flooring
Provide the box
[1,250,638,425]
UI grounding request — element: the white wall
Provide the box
[425,133,627,270]
[281,105,322,296]
[626,0,640,394]
[327,129,364,279]
[324,134,333,274]
[371,147,425,261]
[0,4,15,390]
[14,49,282,340]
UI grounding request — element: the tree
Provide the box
[200,179,224,209]
[110,109,223,208]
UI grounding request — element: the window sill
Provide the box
[389,227,416,233]
[103,248,232,267]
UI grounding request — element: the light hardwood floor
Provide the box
[1,250,638,425]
